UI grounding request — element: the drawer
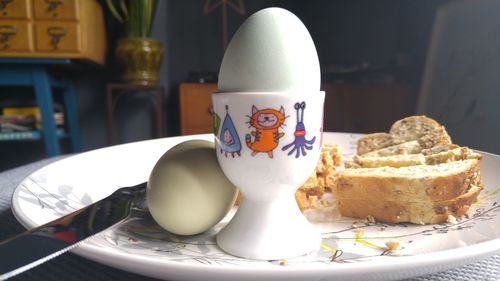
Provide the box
[34,22,80,52]
[33,0,79,20]
[0,21,32,51]
[0,0,30,19]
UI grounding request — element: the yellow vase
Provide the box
[116,37,164,85]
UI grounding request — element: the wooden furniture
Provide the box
[0,58,81,156]
[106,83,165,145]
[0,0,106,64]
[179,83,218,135]
[178,82,417,135]
[322,83,417,133]
[0,0,105,156]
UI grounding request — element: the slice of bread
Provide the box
[335,182,482,224]
[390,115,452,148]
[335,159,481,203]
[356,133,400,155]
[345,153,426,168]
[346,146,482,168]
[357,116,452,156]
[333,115,482,225]
[361,140,422,157]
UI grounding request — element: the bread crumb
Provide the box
[385,240,401,250]
[279,259,288,266]
[365,215,376,223]
[447,214,457,224]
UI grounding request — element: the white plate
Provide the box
[11,133,500,281]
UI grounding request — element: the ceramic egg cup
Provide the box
[212,91,325,260]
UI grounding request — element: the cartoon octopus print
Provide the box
[282,101,316,158]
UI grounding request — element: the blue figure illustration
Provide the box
[282,101,316,158]
[219,105,242,157]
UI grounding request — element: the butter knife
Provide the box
[0,182,147,280]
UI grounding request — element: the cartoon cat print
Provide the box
[245,105,286,158]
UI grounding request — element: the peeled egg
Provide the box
[147,140,238,236]
[218,7,320,92]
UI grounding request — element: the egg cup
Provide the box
[212,91,325,260]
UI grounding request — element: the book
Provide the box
[0,123,32,132]
[0,114,36,132]
[0,129,66,141]
[2,106,64,129]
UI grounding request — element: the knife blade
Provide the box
[0,182,147,280]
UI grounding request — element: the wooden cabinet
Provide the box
[0,0,30,19]
[322,83,417,133]
[33,0,79,19]
[178,82,417,135]
[0,0,105,64]
[179,83,218,135]
[0,21,32,51]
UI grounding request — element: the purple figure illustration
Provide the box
[282,101,316,158]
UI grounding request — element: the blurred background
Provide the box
[0,0,499,171]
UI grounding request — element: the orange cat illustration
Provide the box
[245,105,286,158]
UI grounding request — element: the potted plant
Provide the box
[106,0,164,85]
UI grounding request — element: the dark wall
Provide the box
[82,0,444,146]
[0,0,444,171]
[163,0,282,136]
[161,0,443,134]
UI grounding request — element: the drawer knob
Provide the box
[47,26,66,49]
[0,25,16,49]
[46,0,64,16]
[0,0,13,11]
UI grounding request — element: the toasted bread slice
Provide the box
[346,147,482,168]
[390,115,452,148]
[345,153,426,168]
[335,116,481,225]
[421,144,459,155]
[357,116,452,156]
[335,182,482,224]
[356,133,400,155]
[334,159,481,203]
[362,140,422,157]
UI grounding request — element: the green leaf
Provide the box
[106,0,160,37]
[213,112,221,136]
[106,0,124,23]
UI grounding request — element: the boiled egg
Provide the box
[218,7,320,92]
[147,140,238,236]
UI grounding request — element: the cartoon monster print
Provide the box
[282,101,316,158]
[245,105,286,158]
[219,105,242,157]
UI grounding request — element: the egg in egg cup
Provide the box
[212,7,325,260]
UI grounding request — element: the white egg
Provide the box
[147,140,238,236]
[218,7,320,92]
